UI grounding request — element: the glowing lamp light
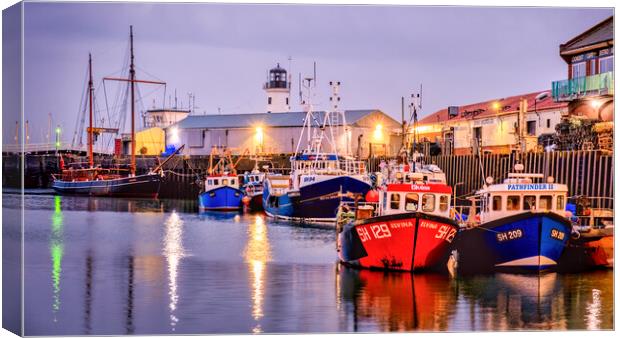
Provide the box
[590,100,602,109]
[373,124,383,141]
[170,127,180,144]
[255,127,264,145]
[492,102,501,112]
[55,127,61,134]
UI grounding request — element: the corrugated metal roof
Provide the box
[167,109,383,129]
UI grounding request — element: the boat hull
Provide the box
[338,212,459,271]
[263,175,371,223]
[199,186,243,211]
[557,228,613,272]
[52,173,161,198]
[455,212,571,273]
[248,193,263,211]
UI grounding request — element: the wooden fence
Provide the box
[370,150,614,208]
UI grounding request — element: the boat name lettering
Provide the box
[303,176,316,183]
[507,184,554,190]
[550,228,565,241]
[410,184,431,191]
[419,220,438,229]
[496,229,523,242]
[434,225,457,243]
[389,221,414,229]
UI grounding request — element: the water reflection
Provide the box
[19,194,198,213]
[243,215,272,334]
[162,211,186,331]
[336,266,457,331]
[586,288,602,330]
[458,273,567,330]
[50,195,64,321]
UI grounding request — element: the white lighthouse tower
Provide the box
[263,63,290,113]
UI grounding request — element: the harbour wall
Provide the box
[3,150,614,204]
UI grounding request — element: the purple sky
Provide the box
[22,2,612,144]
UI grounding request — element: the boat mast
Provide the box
[88,53,94,168]
[129,25,136,176]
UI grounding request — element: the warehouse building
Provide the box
[164,63,402,157]
[165,109,402,157]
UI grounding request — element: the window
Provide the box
[405,193,419,211]
[523,195,536,210]
[214,179,219,185]
[473,127,482,140]
[547,119,551,129]
[222,179,228,185]
[492,196,502,211]
[286,97,289,105]
[422,194,435,212]
[557,195,565,210]
[599,56,613,73]
[526,120,537,136]
[230,179,236,185]
[539,195,552,210]
[268,97,272,105]
[590,59,597,75]
[507,196,520,211]
[207,179,212,185]
[390,193,401,210]
[439,195,449,212]
[572,62,586,78]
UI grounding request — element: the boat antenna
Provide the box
[313,61,317,88]
[88,53,94,168]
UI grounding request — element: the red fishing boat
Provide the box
[337,173,458,272]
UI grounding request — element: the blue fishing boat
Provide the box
[263,156,371,223]
[198,174,243,211]
[262,80,371,224]
[454,165,572,273]
[198,147,244,211]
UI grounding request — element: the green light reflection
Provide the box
[51,195,64,319]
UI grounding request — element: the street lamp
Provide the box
[55,125,61,149]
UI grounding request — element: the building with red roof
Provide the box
[414,91,568,155]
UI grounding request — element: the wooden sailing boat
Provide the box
[52,26,174,198]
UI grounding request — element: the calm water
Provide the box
[3,193,614,335]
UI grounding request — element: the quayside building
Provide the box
[165,64,402,158]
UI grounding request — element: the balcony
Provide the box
[552,71,614,102]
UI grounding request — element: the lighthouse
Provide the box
[263,63,290,113]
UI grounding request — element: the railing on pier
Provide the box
[2,142,88,154]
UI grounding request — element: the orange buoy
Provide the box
[365,189,379,202]
[242,195,251,206]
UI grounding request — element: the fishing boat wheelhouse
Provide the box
[337,174,458,272]
[455,164,572,273]
[241,169,266,211]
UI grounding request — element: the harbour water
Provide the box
[4,193,613,335]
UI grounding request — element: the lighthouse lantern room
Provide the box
[263,63,291,113]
